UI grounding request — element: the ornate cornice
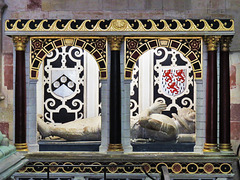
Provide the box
[204,36,221,51]
[108,36,123,51]
[221,36,233,52]
[13,36,28,51]
[5,19,234,33]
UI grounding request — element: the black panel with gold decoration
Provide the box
[125,37,202,80]
[6,19,234,32]
[19,161,233,175]
[30,37,107,79]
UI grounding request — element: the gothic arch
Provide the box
[125,38,202,80]
[30,37,107,80]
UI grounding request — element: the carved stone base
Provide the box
[15,143,28,151]
[203,143,219,152]
[108,144,123,152]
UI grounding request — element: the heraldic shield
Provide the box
[160,67,187,97]
[51,69,78,98]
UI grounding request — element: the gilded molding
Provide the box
[219,143,233,152]
[13,36,28,51]
[221,36,233,52]
[203,143,219,152]
[108,36,123,51]
[5,19,234,32]
[107,143,123,151]
[204,36,221,51]
[15,143,28,151]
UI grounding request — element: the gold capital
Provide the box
[108,36,123,51]
[221,36,232,52]
[13,36,28,51]
[204,36,221,51]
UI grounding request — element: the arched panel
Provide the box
[30,37,107,80]
[125,37,202,79]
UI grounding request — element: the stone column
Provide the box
[203,36,221,152]
[13,36,28,151]
[219,36,233,152]
[107,36,123,152]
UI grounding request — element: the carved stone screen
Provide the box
[127,37,202,150]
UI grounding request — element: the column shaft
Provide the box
[110,50,121,144]
[219,36,232,151]
[204,36,220,152]
[13,36,28,151]
[108,36,123,152]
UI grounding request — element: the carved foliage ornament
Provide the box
[13,35,28,51]
[204,36,221,51]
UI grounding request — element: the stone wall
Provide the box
[1,0,240,152]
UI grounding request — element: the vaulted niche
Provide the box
[33,37,107,150]
[126,37,202,152]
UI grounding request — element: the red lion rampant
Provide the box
[167,82,179,94]
[163,69,173,83]
[175,69,185,83]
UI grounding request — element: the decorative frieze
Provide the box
[5,19,234,33]
[18,161,233,175]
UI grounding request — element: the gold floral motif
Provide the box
[13,36,28,51]
[204,36,221,51]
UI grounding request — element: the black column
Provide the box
[108,36,123,152]
[203,36,220,153]
[13,36,28,151]
[219,36,233,152]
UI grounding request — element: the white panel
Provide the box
[139,50,153,113]
[85,51,99,118]
[36,63,44,116]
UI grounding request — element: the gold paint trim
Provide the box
[171,163,182,174]
[15,143,28,151]
[203,143,219,152]
[107,144,123,152]
[5,19,234,32]
[186,163,198,174]
[219,143,233,151]
[203,163,214,174]
[124,37,203,80]
[219,163,232,174]
[30,36,108,80]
